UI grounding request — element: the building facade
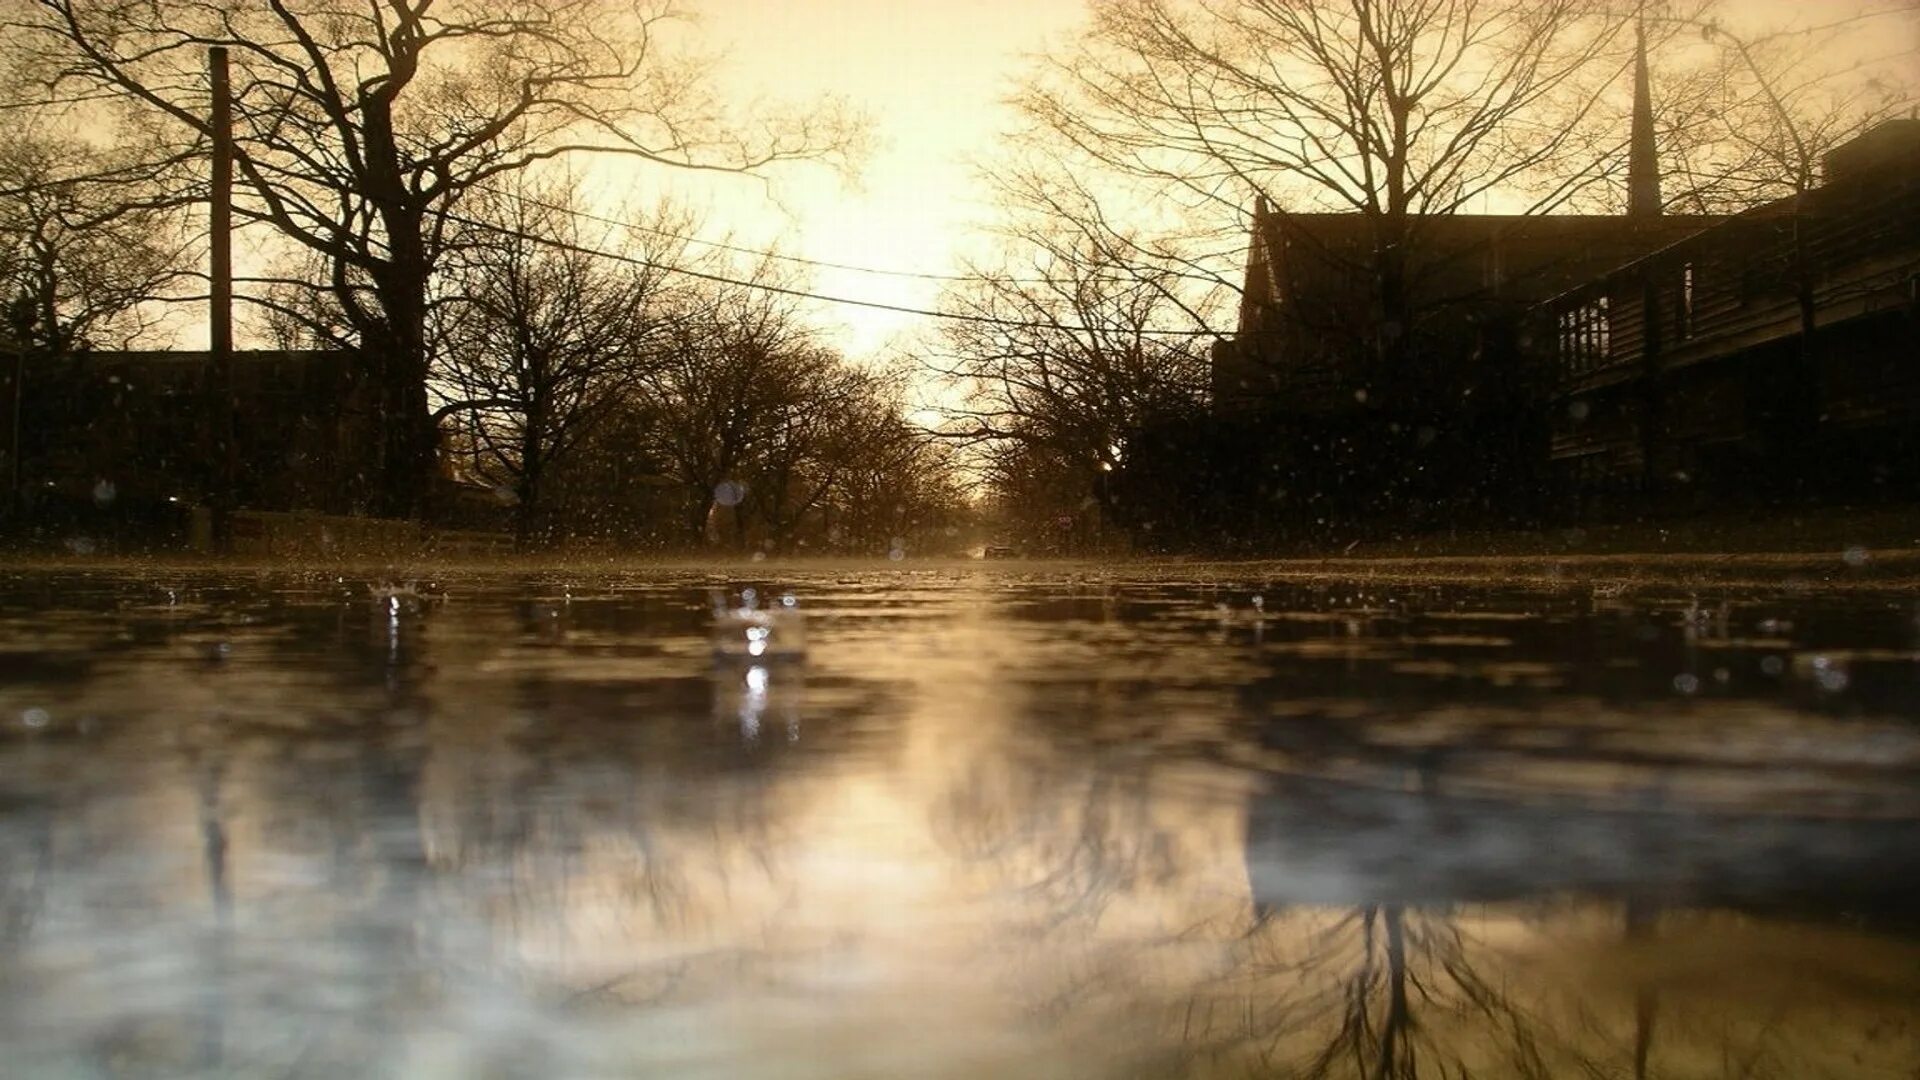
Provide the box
[1538,119,1920,514]
[1212,206,1720,417]
[1,348,379,542]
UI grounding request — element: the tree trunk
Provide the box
[689,491,715,546]
[364,98,437,521]
[1375,905,1411,1080]
[516,455,543,549]
[363,308,435,521]
[517,394,545,548]
[1785,195,1822,498]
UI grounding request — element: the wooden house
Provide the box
[1538,119,1920,513]
[1213,206,1719,417]
[1188,201,1721,540]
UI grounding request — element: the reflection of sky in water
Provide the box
[0,568,1916,1077]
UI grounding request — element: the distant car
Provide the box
[982,545,1019,560]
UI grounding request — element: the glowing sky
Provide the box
[617,0,1092,358]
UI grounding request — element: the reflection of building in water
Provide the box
[1241,771,1920,914]
[1223,773,1920,1078]
[8,573,1920,1078]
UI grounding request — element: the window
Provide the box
[1679,262,1695,338]
[1558,296,1611,376]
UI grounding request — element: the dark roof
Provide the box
[1251,209,1725,309]
[1539,119,1920,309]
[1823,117,1920,185]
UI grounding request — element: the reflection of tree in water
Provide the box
[931,721,1920,1079]
[422,587,905,1017]
[151,582,854,1071]
[925,715,1242,1067]
[932,740,1186,932]
[1195,902,1569,1080]
[1199,776,1920,1080]
[925,654,1230,937]
[221,592,438,1076]
[0,577,448,1075]
[418,673,796,1003]
[929,704,1593,1076]
[0,783,55,952]
[74,580,852,1070]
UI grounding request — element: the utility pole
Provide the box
[208,46,235,550]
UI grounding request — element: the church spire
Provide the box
[1628,15,1662,217]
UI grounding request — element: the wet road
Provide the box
[1,564,1917,1078]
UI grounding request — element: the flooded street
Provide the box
[1,564,1918,1078]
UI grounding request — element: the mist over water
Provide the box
[0,564,1916,1078]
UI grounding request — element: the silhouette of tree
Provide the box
[5,0,860,517]
[634,272,833,546]
[0,128,193,355]
[742,365,960,554]
[807,393,970,555]
[428,176,688,546]
[1015,0,1648,382]
[1652,12,1915,213]
[929,194,1209,548]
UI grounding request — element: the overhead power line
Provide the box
[466,179,1170,290]
[439,207,1233,340]
[470,180,1020,284]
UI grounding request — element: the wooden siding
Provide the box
[1536,148,1920,509]
[1544,178,1920,395]
[1217,209,1716,417]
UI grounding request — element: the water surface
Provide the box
[1,565,1917,1078]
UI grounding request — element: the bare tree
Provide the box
[429,177,686,545]
[1654,10,1916,212]
[5,0,860,516]
[636,271,829,546]
[1016,0,1654,378]
[0,128,193,355]
[929,197,1209,544]
[740,359,882,551]
[617,271,966,554]
[521,392,680,546]
[771,369,968,555]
